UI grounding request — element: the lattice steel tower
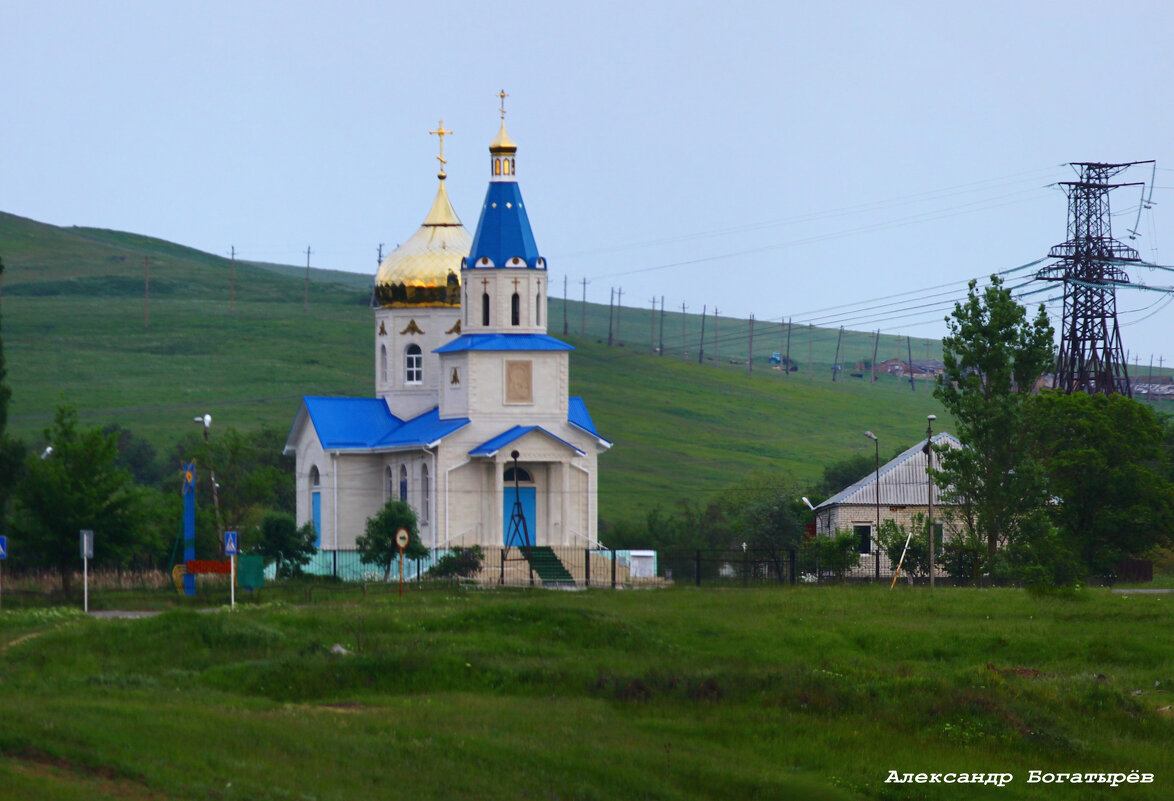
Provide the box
[1036,161,1149,396]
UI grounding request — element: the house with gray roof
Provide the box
[813,433,962,575]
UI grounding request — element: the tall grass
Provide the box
[1,585,1171,799]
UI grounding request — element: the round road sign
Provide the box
[395,528,410,549]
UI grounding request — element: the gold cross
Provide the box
[497,89,509,120]
[512,278,520,290]
[481,278,489,289]
[429,120,452,176]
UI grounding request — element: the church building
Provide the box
[284,109,611,558]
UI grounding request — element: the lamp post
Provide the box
[926,414,936,588]
[194,414,225,548]
[864,431,879,579]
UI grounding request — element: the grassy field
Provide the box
[3,210,1171,525]
[0,584,1171,800]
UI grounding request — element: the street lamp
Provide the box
[193,413,224,545]
[864,430,880,578]
[926,414,936,588]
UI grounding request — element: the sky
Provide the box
[4,0,1173,366]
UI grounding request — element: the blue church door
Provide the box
[311,492,322,547]
[503,487,535,548]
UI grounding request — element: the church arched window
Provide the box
[511,292,520,326]
[385,465,393,501]
[482,292,490,326]
[399,465,408,502]
[504,466,533,483]
[380,344,387,384]
[420,464,430,524]
[310,466,320,487]
[405,344,422,384]
[536,293,541,326]
[494,158,501,176]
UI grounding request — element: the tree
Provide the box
[933,276,1055,572]
[0,255,25,535]
[255,511,317,578]
[13,405,144,592]
[430,546,484,579]
[1026,391,1174,577]
[724,473,805,583]
[357,499,425,580]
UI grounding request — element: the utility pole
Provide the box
[747,314,755,374]
[580,278,589,336]
[697,305,707,364]
[907,336,915,391]
[303,246,312,312]
[871,329,880,384]
[681,302,688,358]
[658,295,665,357]
[649,297,657,352]
[831,326,843,382]
[615,287,623,344]
[229,246,236,314]
[785,317,792,377]
[607,287,615,346]
[564,275,569,336]
[143,256,150,329]
[926,414,937,589]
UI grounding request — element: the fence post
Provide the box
[695,549,702,587]
[789,548,797,586]
[611,548,617,589]
[500,548,505,586]
[584,548,591,588]
[333,550,338,579]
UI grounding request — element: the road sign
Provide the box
[0,535,7,559]
[395,528,409,549]
[80,529,94,559]
[224,531,238,556]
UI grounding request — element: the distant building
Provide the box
[813,433,962,573]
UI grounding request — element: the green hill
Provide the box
[0,211,1001,523]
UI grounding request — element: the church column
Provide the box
[491,457,504,548]
[559,461,570,547]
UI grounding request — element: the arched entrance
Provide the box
[503,465,535,547]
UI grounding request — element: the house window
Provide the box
[482,292,490,326]
[420,464,430,524]
[405,344,422,384]
[511,292,520,326]
[932,523,944,551]
[399,465,408,502]
[854,524,872,554]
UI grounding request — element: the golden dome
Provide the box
[374,178,471,308]
[489,120,517,154]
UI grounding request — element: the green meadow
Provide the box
[0,585,1171,800]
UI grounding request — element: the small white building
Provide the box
[813,433,962,571]
[285,114,611,556]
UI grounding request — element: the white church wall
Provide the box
[462,351,569,418]
[439,353,469,418]
[376,306,459,418]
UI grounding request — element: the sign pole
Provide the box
[224,530,238,609]
[81,529,93,613]
[395,528,409,599]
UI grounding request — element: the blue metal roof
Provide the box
[434,333,574,354]
[466,182,542,269]
[300,397,468,451]
[303,397,402,449]
[469,425,586,457]
[376,407,470,448]
[568,397,606,441]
